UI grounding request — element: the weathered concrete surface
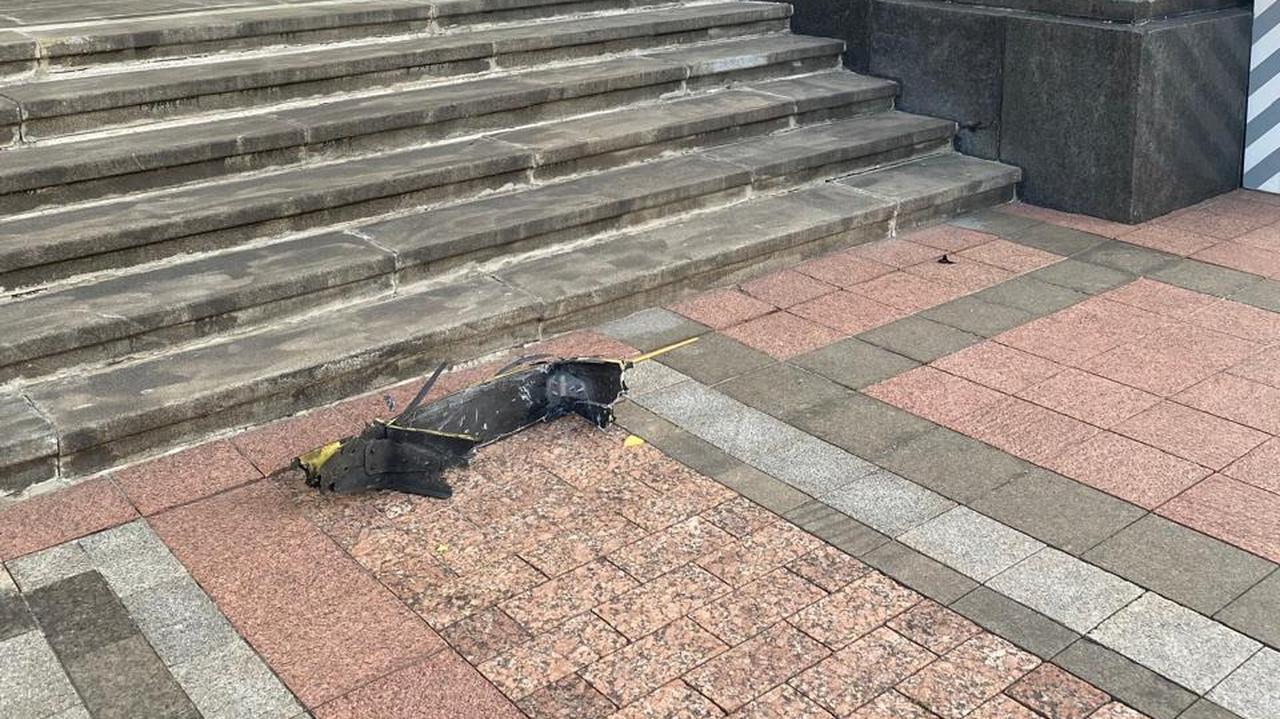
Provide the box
[0,394,57,494]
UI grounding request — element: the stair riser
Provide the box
[16,21,789,140]
[2,94,886,290]
[685,52,838,91]
[2,125,939,382]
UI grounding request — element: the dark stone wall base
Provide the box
[790,0,1251,223]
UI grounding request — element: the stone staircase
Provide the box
[0,0,1020,494]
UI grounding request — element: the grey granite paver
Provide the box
[1209,649,1280,719]
[1179,699,1245,719]
[79,520,186,596]
[819,467,955,537]
[613,402,738,479]
[1089,593,1260,695]
[654,333,773,385]
[787,393,935,460]
[1216,570,1280,649]
[0,565,33,642]
[747,432,875,497]
[950,587,1079,659]
[987,548,1143,633]
[1084,515,1276,616]
[858,315,982,363]
[919,295,1036,337]
[716,463,811,516]
[1004,223,1109,256]
[6,542,93,592]
[25,571,139,661]
[717,362,853,421]
[1073,241,1179,276]
[1028,258,1134,295]
[1054,639,1197,719]
[1228,276,1280,311]
[66,634,199,719]
[863,541,977,604]
[599,308,708,351]
[0,631,83,718]
[972,467,1145,555]
[791,336,919,389]
[625,360,689,397]
[971,275,1088,316]
[948,209,1040,236]
[878,426,1031,503]
[1154,259,1263,298]
[900,506,1043,582]
[122,576,240,667]
[785,500,888,557]
[172,639,301,719]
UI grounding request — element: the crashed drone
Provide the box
[293,341,688,498]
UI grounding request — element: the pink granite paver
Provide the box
[0,477,137,560]
[740,269,835,307]
[313,649,523,719]
[1159,474,1280,563]
[151,481,444,708]
[1044,431,1210,509]
[111,439,262,515]
[721,311,844,359]
[864,366,1005,427]
[670,288,774,330]
[932,341,1063,394]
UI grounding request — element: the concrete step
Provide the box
[0,111,952,382]
[0,35,847,211]
[0,2,792,139]
[0,0,682,75]
[0,72,893,289]
[8,153,1019,485]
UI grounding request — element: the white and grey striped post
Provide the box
[1247,0,1280,192]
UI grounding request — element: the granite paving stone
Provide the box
[1016,368,1160,429]
[25,571,138,662]
[689,567,825,645]
[607,680,723,718]
[1053,640,1197,719]
[654,333,775,386]
[684,621,829,712]
[1029,259,1136,295]
[669,288,774,330]
[790,337,920,389]
[1043,431,1211,510]
[0,566,33,642]
[877,426,1032,504]
[1215,570,1280,649]
[885,599,981,655]
[734,684,836,718]
[950,208,1042,237]
[858,316,983,363]
[900,507,1044,582]
[795,249,896,288]
[958,238,1058,273]
[788,627,934,716]
[950,396,1100,465]
[1089,592,1260,695]
[740,269,836,308]
[820,468,956,537]
[787,393,935,460]
[949,587,1080,660]
[1175,373,1280,435]
[170,638,301,719]
[852,238,948,268]
[897,633,1040,719]
[932,341,1063,394]
[64,634,199,719]
[580,617,727,706]
[716,363,854,422]
[111,439,262,516]
[1152,259,1264,298]
[787,544,872,593]
[1207,649,1280,719]
[501,558,638,634]
[315,649,524,719]
[625,361,690,398]
[850,272,967,313]
[972,276,1088,317]
[594,563,729,641]
[701,496,775,540]
[478,613,626,699]
[1073,243,1180,277]
[920,294,1038,337]
[783,501,890,558]
[904,255,1013,292]
[1228,275,1280,311]
[790,289,906,334]
[1004,661,1110,719]
[969,694,1041,718]
[863,366,1004,429]
[987,549,1143,633]
[121,575,241,667]
[1102,278,1221,318]
[1157,475,1280,565]
[846,689,939,718]
[599,308,709,352]
[5,541,93,592]
[790,572,921,649]
[0,478,137,561]
[1177,698,1245,719]
[696,521,823,588]
[967,465,1141,555]
[517,674,617,719]
[1082,515,1275,616]
[0,630,82,718]
[863,541,979,605]
[714,464,812,517]
[439,608,532,666]
[608,516,733,582]
[1114,401,1268,472]
[721,312,844,360]
[79,520,188,597]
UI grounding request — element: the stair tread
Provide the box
[0,73,892,277]
[0,35,852,194]
[20,153,1017,461]
[0,112,951,372]
[1,2,788,119]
